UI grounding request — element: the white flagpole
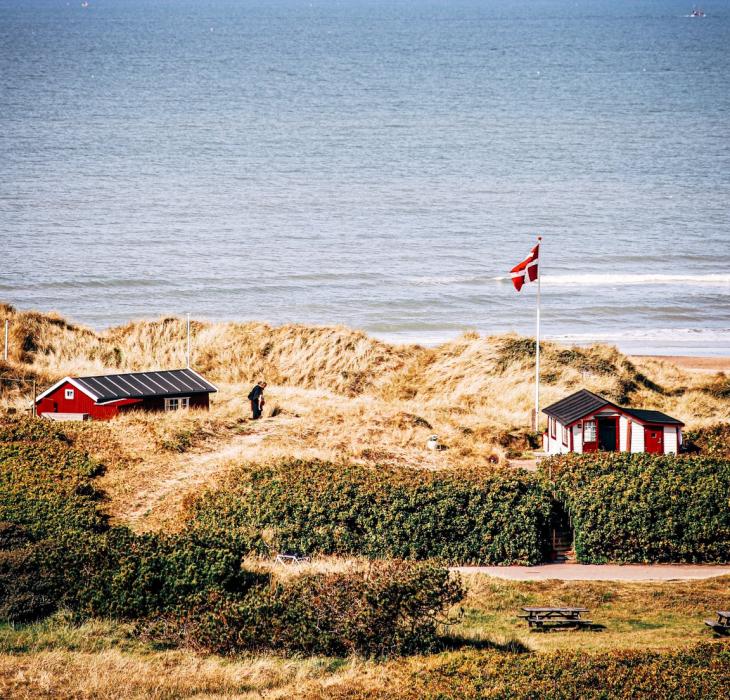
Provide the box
[535,236,542,432]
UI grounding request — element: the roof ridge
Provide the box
[71,367,195,380]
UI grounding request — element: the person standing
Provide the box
[247,380,266,419]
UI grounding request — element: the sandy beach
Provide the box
[633,355,730,374]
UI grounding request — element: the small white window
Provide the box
[562,425,570,446]
[164,397,190,411]
[65,389,75,400]
[584,420,597,442]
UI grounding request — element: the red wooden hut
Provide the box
[35,368,217,421]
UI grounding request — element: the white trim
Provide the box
[35,376,99,403]
[187,367,218,392]
[64,388,75,400]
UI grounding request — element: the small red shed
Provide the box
[35,368,217,421]
[542,389,684,456]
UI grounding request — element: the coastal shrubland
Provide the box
[545,452,730,563]
[0,418,463,658]
[186,459,552,565]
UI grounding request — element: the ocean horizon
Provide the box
[2,0,729,356]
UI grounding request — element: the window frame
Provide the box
[164,396,190,411]
[583,419,597,443]
[562,424,570,446]
[550,417,556,439]
[65,388,75,400]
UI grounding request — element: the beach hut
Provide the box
[34,368,217,421]
[542,389,683,455]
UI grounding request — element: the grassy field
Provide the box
[1,575,729,699]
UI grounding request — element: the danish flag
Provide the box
[510,243,539,292]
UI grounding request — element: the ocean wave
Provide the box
[543,273,730,288]
[407,273,730,288]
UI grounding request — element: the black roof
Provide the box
[542,389,609,425]
[621,408,684,426]
[543,388,683,426]
[73,368,217,403]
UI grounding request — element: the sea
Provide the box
[1,0,729,356]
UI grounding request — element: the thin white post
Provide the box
[535,236,542,432]
[186,313,191,369]
[3,319,8,362]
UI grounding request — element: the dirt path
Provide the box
[125,426,275,530]
[452,563,730,581]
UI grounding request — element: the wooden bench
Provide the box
[704,610,730,635]
[520,607,592,630]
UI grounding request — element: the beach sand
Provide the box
[632,355,730,374]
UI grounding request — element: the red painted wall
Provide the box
[36,381,211,421]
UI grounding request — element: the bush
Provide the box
[352,643,730,700]
[684,423,730,458]
[142,560,464,658]
[186,460,552,565]
[0,419,107,539]
[544,452,730,563]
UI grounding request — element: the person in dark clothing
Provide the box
[247,381,267,419]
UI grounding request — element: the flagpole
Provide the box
[535,236,542,432]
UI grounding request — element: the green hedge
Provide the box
[545,453,730,563]
[187,459,552,565]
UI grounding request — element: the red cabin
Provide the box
[35,368,217,421]
[542,389,684,456]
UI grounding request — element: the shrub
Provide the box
[142,560,464,658]
[683,423,730,458]
[544,452,730,563]
[0,419,107,539]
[186,460,552,565]
[348,643,730,700]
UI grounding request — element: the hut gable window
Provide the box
[65,389,74,400]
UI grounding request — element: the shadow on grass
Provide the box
[438,634,532,654]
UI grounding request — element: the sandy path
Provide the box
[125,427,274,529]
[452,563,730,581]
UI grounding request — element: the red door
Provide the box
[644,426,664,454]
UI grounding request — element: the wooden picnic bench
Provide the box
[704,610,730,635]
[274,553,311,566]
[519,607,592,630]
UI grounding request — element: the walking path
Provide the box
[452,563,730,581]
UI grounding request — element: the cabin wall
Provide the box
[37,381,99,418]
[572,424,583,453]
[630,424,645,452]
[619,416,629,451]
[133,393,210,412]
[664,426,678,454]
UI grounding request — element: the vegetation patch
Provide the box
[544,452,730,563]
[186,459,553,565]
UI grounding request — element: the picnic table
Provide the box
[704,611,730,635]
[519,607,592,630]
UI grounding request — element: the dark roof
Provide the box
[543,388,683,426]
[621,408,684,426]
[73,368,217,403]
[542,389,609,425]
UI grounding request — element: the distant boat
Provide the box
[690,7,705,17]
[81,1,89,7]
